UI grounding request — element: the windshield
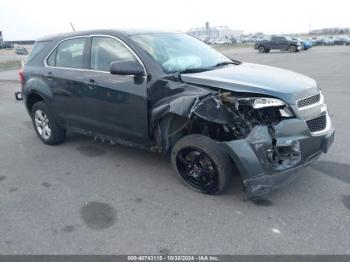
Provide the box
[131,33,232,73]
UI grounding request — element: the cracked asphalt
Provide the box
[0,46,349,254]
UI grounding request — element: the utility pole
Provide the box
[309,23,312,35]
[70,22,76,32]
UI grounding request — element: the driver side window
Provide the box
[90,36,137,72]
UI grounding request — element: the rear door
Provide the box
[270,37,287,49]
[81,35,149,144]
[277,37,290,50]
[270,37,279,49]
[45,37,92,127]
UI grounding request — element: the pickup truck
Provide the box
[255,36,302,53]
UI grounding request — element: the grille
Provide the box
[306,114,327,132]
[297,93,321,108]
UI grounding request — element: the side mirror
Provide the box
[109,61,145,76]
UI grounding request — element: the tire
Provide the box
[171,134,233,194]
[288,45,297,52]
[31,101,66,145]
[258,46,266,53]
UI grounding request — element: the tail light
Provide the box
[19,69,25,91]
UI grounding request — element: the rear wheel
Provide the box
[31,101,66,145]
[258,46,266,53]
[171,134,233,194]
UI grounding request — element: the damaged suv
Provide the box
[21,30,334,198]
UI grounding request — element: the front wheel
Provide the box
[31,101,66,145]
[288,45,297,52]
[171,134,233,194]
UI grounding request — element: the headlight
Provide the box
[238,97,295,117]
[252,97,285,109]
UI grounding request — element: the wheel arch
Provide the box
[157,113,190,153]
[25,91,45,113]
[23,75,55,113]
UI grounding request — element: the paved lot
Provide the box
[0,46,349,254]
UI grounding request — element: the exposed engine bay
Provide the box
[190,92,289,141]
[159,91,301,172]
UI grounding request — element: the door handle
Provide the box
[86,79,97,89]
[45,72,53,80]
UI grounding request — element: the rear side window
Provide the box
[54,38,87,69]
[46,48,56,66]
[90,36,136,71]
[26,41,49,64]
[272,37,282,41]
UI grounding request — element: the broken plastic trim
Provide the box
[188,92,291,142]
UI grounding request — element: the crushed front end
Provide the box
[189,91,335,198]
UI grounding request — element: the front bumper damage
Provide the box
[148,76,334,198]
[220,116,335,198]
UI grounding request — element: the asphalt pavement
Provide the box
[0,46,349,254]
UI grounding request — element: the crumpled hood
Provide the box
[180,62,318,104]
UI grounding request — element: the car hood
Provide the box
[180,62,318,104]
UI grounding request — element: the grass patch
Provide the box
[0,60,22,71]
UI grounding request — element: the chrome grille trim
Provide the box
[306,114,327,133]
[297,92,321,109]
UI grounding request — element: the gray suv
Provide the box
[21,29,334,199]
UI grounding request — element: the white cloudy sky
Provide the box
[1,0,349,40]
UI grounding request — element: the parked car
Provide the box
[302,39,313,49]
[334,35,350,45]
[15,47,28,55]
[318,36,334,46]
[213,39,231,45]
[299,37,312,49]
[230,37,241,44]
[255,36,302,53]
[292,37,312,50]
[21,30,334,198]
[310,37,321,46]
[328,36,336,45]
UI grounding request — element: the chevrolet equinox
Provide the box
[21,29,335,198]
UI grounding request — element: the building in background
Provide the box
[0,31,3,48]
[310,27,350,35]
[0,31,34,49]
[188,23,243,43]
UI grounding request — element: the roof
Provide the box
[36,28,181,41]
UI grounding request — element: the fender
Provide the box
[23,75,63,124]
[24,76,54,102]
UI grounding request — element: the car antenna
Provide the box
[70,22,76,32]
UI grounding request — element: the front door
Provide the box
[81,36,149,144]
